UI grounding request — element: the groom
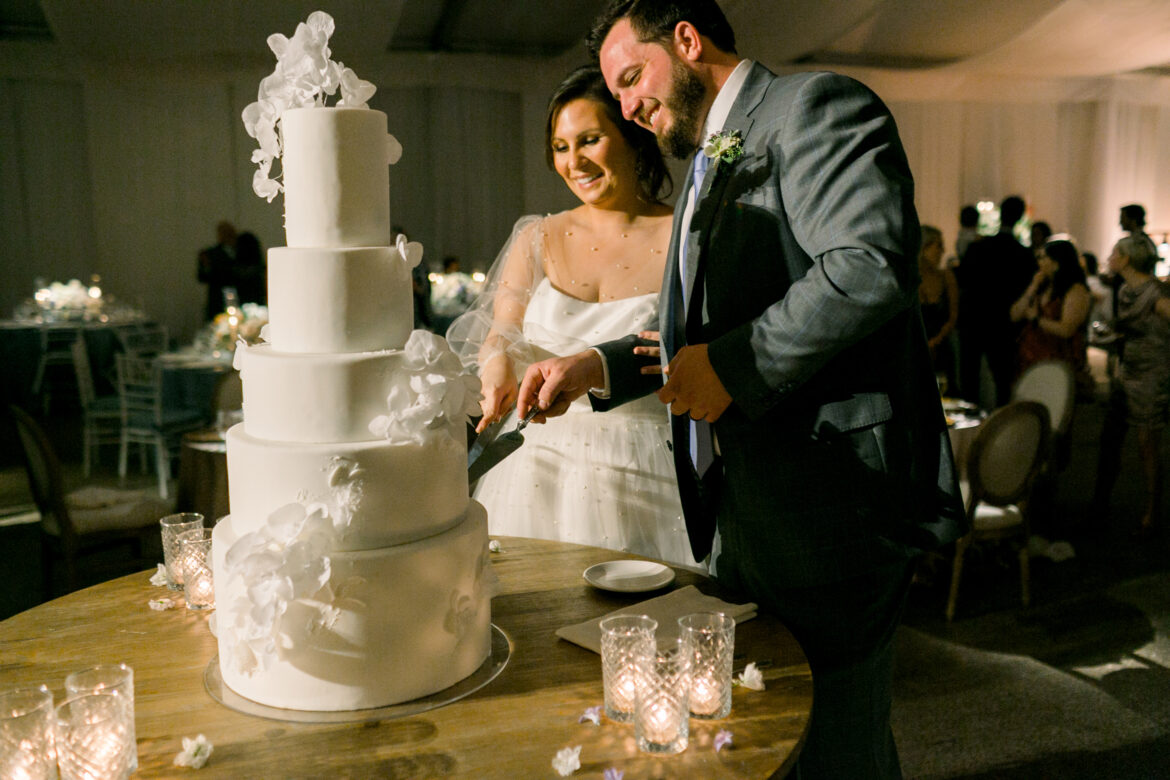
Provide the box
[519,1,965,777]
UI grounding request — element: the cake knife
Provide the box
[467,405,540,484]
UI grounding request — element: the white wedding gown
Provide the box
[473,277,701,570]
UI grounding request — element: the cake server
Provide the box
[468,406,540,484]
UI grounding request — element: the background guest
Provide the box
[1092,233,1170,538]
[1010,237,1091,382]
[957,195,1035,405]
[197,220,237,321]
[954,203,980,267]
[918,225,959,392]
[233,231,266,305]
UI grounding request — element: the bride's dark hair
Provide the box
[545,65,672,204]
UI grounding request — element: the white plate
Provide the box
[584,560,675,593]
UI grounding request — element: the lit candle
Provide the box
[612,668,637,714]
[642,699,679,745]
[690,674,721,716]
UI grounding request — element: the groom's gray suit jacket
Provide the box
[596,64,966,589]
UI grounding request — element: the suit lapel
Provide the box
[683,63,772,337]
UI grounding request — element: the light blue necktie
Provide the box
[680,151,714,478]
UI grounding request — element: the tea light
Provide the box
[55,690,135,780]
[634,638,690,754]
[160,513,204,589]
[178,530,215,611]
[679,612,735,719]
[0,685,56,780]
[599,615,657,723]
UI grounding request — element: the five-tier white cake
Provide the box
[211,12,492,712]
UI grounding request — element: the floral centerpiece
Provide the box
[31,278,101,321]
[197,302,268,353]
[242,10,397,202]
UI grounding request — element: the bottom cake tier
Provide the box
[211,501,493,712]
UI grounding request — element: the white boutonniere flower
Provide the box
[703,129,745,164]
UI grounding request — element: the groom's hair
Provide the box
[586,0,737,59]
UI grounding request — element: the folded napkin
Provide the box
[557,585,757,654]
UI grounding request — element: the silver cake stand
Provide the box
[204,624,511,723]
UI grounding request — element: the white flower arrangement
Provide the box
[368,330,482,446]
[242,11,380,202]
[702,129,745,164]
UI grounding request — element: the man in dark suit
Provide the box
[197,220,238,322]
[518,2,965,776]
[956,195,1035,405]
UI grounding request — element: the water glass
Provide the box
[177,529,214,610]
[160,513,204,589]
[599,614,657,723]
[0,685,57,780]
[679,612,736,719]
[634,638,691,754]
[54,691,134,780]
[64,665,135,772]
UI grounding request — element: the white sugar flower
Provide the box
[552,745,582,776]
[220,502,339,677]
[173,734,213,769]
[368,331,482,445]
[715,729,733,752]
[244,12,378,201]
[736,662,765,691]
[579,706,601,725]
[339,67,376,107]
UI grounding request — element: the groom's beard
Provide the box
[661,59,706,159]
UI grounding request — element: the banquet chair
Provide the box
[31,326,79,415]
[7,404,172,595]
[946,400,1051,622]
[117,323,169,357]
[72,337,122,477]
[115,353,205,498]
[1011,360,1076,473]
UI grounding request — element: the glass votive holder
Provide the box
[160,513,204,589]
[177,529,214,610]
[0,685,57,780]
[678,611,736,719]
[54,691,134,780]
[599,614,657,723]
[64,665,135,772]
[634,638,691,755]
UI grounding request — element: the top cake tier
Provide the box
[282,107,394,249]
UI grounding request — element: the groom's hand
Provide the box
[518,350,604,423]
[657,344,732,422]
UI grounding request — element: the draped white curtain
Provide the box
[4,63,1170,343]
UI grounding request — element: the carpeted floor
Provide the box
[893,391,1170,779]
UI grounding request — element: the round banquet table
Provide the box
[0,537,811,778]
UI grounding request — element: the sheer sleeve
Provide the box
[446,214,548,372]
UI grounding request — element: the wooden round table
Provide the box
[0,537,811,778]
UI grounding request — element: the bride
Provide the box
[447,65,701,569]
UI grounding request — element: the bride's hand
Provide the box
[476,354,518,433]
[634,330,663,375]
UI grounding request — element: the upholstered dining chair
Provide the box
[1011,359,1076,472]
[72,337,122,477]
[946,400,1051,622]
[115,353,205,498]
[8,404,172,595]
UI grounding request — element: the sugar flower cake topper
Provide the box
[243,11,396,201]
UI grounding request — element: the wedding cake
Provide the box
[210,11,493,712]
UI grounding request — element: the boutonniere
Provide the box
[703,129,744,164]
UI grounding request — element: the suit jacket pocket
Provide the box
[811,392,893,438]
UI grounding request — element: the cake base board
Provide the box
[204,623,511,723]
